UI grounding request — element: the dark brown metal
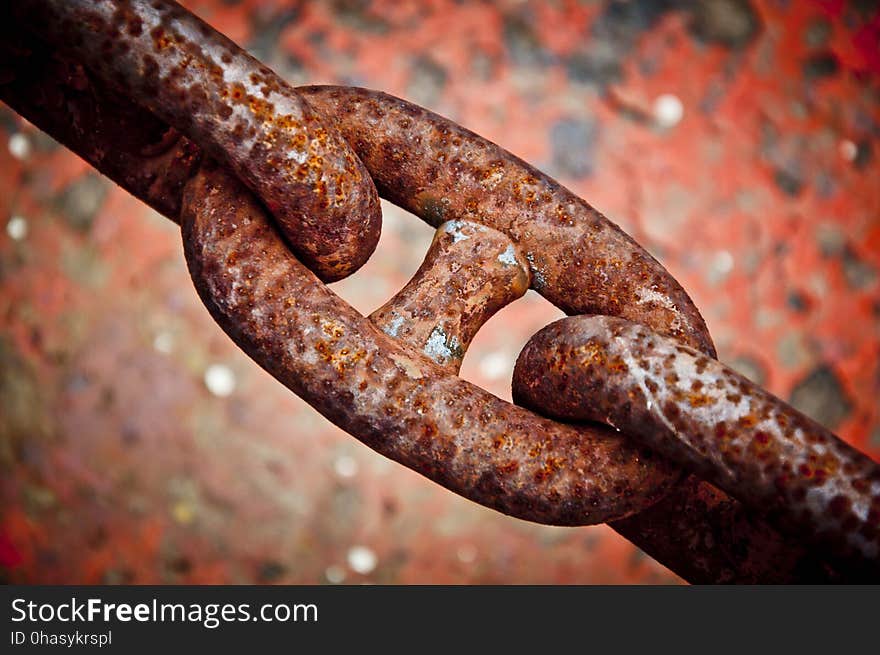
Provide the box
[0,35,201,223]
[0,0,849,582]
[513,316,880,579]
[609,476,838,582]
[182,162,680,526]
[13,0,381,282]
[298,86,842,582]
[299,86,717,359]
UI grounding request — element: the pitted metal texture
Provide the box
[2,0,876,583]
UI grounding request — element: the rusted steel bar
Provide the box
[370,225,843,582]
[0,36,201,222]
[370,220,531,374]
[182,162,680,525]
[513,316,880,576]
[297,86,840,582]
[13,0,381,282]
[0,4,841,581]
[609,476,837,582]
[299,86,717,359]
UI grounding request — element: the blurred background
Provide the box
[1,0,878,584]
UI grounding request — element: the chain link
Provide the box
[3,0,877,582]
[514,316,880,578]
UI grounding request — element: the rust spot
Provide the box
[150,26,173,50]
[687,392,715,408]
[497,461,520,476]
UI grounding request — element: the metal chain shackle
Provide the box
[3,0,878,582]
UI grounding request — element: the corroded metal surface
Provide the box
[3,13,692,526]
[371,220,530,373]
[301,86,717,358]
[513,315,880,577]
[14,0,381,281]
[609,476,836,583]
[0,21,697,525]
[0,34,201,222]
[182,163,680,525]
[300,86,842,582]
[1,0,864,588]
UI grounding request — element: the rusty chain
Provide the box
[2,0,878,583]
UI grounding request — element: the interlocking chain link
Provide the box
[514,317,880,575]
[3,0,877,582]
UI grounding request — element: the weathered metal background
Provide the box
[1,0,878,583]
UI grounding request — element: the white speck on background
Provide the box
[713,250,734,274]
[8,133,31,160]
[347,546,377,575]
[654,94,684,128]
[325,565,346,584]
[334,455,359,479]
[204,364,236,397]
[153,331,174,354]
[6,215,27,240]
[456,544,478,564]
[479,351,510,380]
